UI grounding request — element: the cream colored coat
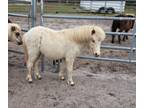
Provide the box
[23,25,106,85]
[8,23,22,45]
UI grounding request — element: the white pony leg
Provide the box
[26,52,39,83]
[66,58,75,86]
[26,60,34,83]
[59,60,66,80]
[34,59,42,80]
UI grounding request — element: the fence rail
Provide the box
[42,14,135,20]
[8,0,31,4]
[8,13,29,17]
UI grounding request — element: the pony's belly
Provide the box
[40,38,66,59]
[44,53,64,59]
[41,48,65,59]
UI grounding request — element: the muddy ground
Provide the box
[8,17,136,108]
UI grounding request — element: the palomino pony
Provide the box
[23,25,106,86]
[111,14,135,44]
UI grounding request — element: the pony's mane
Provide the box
[59,25,95,43]
[58,25,105,44]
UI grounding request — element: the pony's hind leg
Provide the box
[123,35,128,41]
[26,51,40,83]
[123,29,129,41]
[59,59,66,80]
[126,29,129,40]
[26,60,34,83]
[34,58,42,80]
[66,58,75,86]
[123,35,126,41]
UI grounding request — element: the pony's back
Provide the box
[111,14,135,32]
[23,26,55,41]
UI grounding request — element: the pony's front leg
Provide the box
[111,35,115,43]
[66,58,75,86]
[59,60,66,80]
[118,30,122,44]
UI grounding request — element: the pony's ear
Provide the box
[91,29,95,35]
[11,26,16,32]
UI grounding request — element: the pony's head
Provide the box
[126,14,135,29]
[8,23,23,45]
[88,26,106,57]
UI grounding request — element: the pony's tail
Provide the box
[23,42,28,66]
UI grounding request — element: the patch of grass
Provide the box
[8,4,31,13]
[43,3,80,13]
[125,5,136,15]
[8,3,135,16]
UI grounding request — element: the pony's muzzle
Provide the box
[17,42,23,45]
[16,38,23,45]
[17,40,23,45]
[94,53,100,57]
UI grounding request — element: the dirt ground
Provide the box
[8,18,136,108]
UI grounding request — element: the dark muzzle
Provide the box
[17,41,23,45]
[94,53,100,57]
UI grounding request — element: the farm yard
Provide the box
[8,1,136,108]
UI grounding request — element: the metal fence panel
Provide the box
[40,0,136,65]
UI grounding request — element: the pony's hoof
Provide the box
[28,80,33,83]
[37,76,42,80]
[35,75,42,80]
[38,77,42,80]
[60,76,65,80]
[24,62,26,66]
[26,76,33,83]
[67,80,75,86]
[70,83,75,86]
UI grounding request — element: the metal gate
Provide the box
[39,0,136,72]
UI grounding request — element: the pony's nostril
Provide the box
[16,32,20,36]
[95,53,99,57]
